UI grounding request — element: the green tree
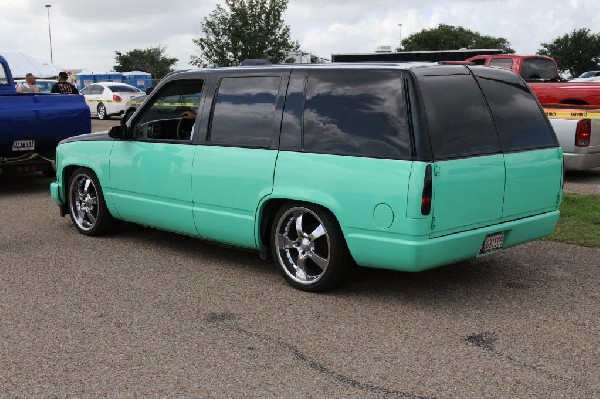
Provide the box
[398,24,514,53]
[191,0,299,67]
[114,46,178,79]
[538,29,600,78]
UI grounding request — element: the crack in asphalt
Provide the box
[206,312,435,399]
[464,331,600,396]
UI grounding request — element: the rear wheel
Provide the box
[68,168,118,236]
[270,202,349,292]
[97,103,109,120]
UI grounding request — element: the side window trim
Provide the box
[279,69,307,151]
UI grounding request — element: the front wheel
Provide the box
[68,168,118,236]
[270,203,349,292]
[97,103,110,120]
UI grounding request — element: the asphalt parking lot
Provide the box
[0,119,598,398]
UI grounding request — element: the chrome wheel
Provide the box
[275,207,330,285]
[69,174,99,231]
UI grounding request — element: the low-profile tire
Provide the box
[270,202,350,292]
[68,167,118,236]
[97,103,110,120]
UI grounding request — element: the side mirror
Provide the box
[108,125,125,139]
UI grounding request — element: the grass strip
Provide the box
[546,193,600,247]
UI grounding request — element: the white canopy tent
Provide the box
[2,52,60,79]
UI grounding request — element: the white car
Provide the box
[570,71,600,82]
[80,82,142,120]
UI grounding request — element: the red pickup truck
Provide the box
[465,54,600,107]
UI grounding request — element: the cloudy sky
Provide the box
[0,0,598,74]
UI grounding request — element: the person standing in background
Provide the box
[51,71,79,94]
[16,73,40,93]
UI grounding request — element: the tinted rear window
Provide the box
[303,69,411,159]
[472,67,558,151]
[209,76,280,148]
[489,58,514,70]
[413,66,500,160]
[521,58,558,81]
[109,85,140,93]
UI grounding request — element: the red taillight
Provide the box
[575,119,591,147]
[421,164,433,215]
[113,94,122,102]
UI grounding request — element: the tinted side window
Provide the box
[472,67,558,151]
[108,85,140,93]
[489,58,514,70]
[470,58,486,66]
[521,58,558,81]
[413,66,500,159]
[209,76,280,148]
[88,85,101,95]
[303,69,411,159]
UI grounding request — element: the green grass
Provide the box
[546,193,600,247]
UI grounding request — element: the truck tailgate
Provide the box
[549,117,600,171]
[0,94,90,158]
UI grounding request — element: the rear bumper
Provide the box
[345,210,560,272]
[563,150,600,171]
[0,152,54,170]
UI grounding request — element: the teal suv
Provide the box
[50,63,563,291]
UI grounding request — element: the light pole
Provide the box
[45,4,53,63]
[398,23,403,50]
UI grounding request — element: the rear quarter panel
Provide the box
[271,152,431,243]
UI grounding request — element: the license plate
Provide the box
[479,232,505,256]
[12,140,35,151]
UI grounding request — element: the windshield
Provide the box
[108,85,140,93]
[521,58,559,82]
[36,81,56,93]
